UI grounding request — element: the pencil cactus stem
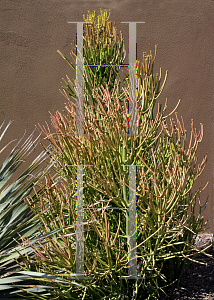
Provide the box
[9,9,209,300]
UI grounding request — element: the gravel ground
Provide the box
[159,234,214,300]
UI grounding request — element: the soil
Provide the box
[159,234,214,300]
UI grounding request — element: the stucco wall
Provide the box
[1,0,214,233]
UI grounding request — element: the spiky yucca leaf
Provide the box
[0,119,59,298]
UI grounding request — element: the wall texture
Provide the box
[0,0,214,233]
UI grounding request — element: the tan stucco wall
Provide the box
[1,1,214,233]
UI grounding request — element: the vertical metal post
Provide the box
[120,22,145,137]
[67,164,93,279]
[76,22,84,136]
[67,22,86,137]
[128,165,137,278]
[129,22,137,137]
[76,165,84,277]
